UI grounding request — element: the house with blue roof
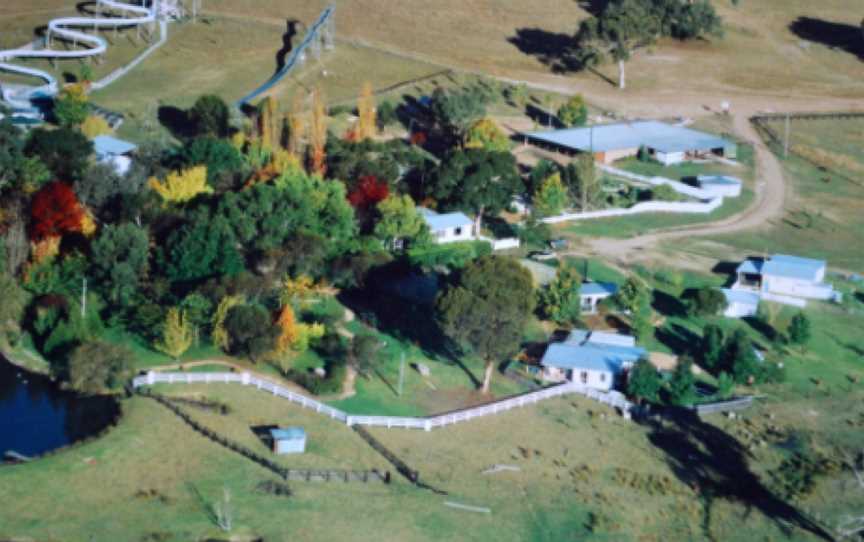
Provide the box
[731,254,837,307]
[540,330,646,391]
[580,281,618,314]
[418,207,475,244]
[523,120,736,166]
[92,135,137,175]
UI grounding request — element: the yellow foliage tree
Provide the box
[288,94,306,158]
[80,209,97,237]
[356,81,377,140]
[230,131,247,153]
[30,236,60,264]
[309,88,328,176]
[80,115,113,139]
[148,166,213,204]
[280,274,319,308]
[464,118,510,152]
[155,308,194,360]
[259,96,278,151]
[294,322,325,352]
[211,295,244,352]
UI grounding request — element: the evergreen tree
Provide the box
[557,94,588,127]
[533,172,570,218]
[539,262,582,325]
[788,312,812,350]
[627,358,661,403]
[701,324,725,370]
[189,94,230,138]
[667,356,696,406]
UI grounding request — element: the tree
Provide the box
[164,211,244,282]
[436,256,535,393]
[429,86,490,142]
[258,96,279,150]
[630,293,654,341]
[155,308,194,360]
[557,94,588,127]
[0,272,28,337]
[716,371,735,400]
[538,262,582,325]
[533,172,570,217]
[346,175,390,210]
[287,93,306,158]
[356,81,377,140]
[53,83,89,128]
[788,312,811,350]
[349,334,384,377]
[212,295,244,351]
[189,94,230,138]
[701,324,725,370]
[431,149,523,235]
[89,223,150,307]
[724,329,760,384]
[25,127,93,181]
[67,341,133,393]
[615,276,648,313]
[309,87,328,175]
[274,304,299,354]
[179,138,245,186]
[223,304,276,361]
[0,117,26,192]
[687,287,728,316]
[565,154,599,211]
[30,182,85,241]
[373,194,431,250]
[80,115,112,138]
[464,118,511,152]
[148,166,213,204]
[73,163,124,211]
[627,358,661,403]
[651,183,682,202]
[667,356,697,406]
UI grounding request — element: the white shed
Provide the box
[270,427,306,454]
[721,288,760,318]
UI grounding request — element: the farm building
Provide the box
[721,288,760,318]
[540,330,646,391]
[523,120,736,165]
[697,175,742,198]
[731,254,838,306]
[270,427,306,455]
[580,282,618,314]
[93,135,137,175]
[419,207,475,244]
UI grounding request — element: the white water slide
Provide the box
[0,1,176,110]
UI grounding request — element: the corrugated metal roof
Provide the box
[270,427,306,440]
[541,342,645,372]
[580,282,618,297]
[93,135,137,156]
[698,175,742,186]
[763,254,825,281]
[722,288,760,306]
[564,329,635,348]
[420,209,473,231]
[524,120,731,154]
[736,259,762,274]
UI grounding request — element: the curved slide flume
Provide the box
[0,0,159,109]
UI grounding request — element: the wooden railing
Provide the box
[133,371,634,431]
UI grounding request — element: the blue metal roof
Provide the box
[93,135,137,157]
[541,342,646,372]
[721,288,760,306]
[580,282,618,297]
[736,259,762,274]
[524,120,731,154]
[420,209,473,231]
[762,254,825,281]
[270,427,306,440]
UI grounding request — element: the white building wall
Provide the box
[724,301,759,318]
[763,276,832,300]
[433,226,475,244]
[655,150,685,165]
[570,368,614,391]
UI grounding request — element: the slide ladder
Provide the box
[0,0,177,110]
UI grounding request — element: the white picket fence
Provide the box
[132,371,634,431]
[541,197,723,224]
[478,236,521,251]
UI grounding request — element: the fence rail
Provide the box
[133,370,634,431]
[541,197,723,224]
[691,396,754,415]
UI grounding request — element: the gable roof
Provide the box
[736,259,762,275]
[93,135,137,157]
[762,254,825,281]
[419,207,473,231]
[564,329,636,348]
[270,427,306,440]
[580,282,618,297]
[541,342,645,372]
[524,120,731,154]
[721,288,760,306]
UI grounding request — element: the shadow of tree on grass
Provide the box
[789,17,864,61]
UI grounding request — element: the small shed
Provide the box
[580,282,618,314]
[697,175,742,198]
[270,427,306,455]
[721,288,760,318]
[93,135,138,175]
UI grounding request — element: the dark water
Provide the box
[0,357,119,460]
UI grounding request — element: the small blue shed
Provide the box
[270,427,306,455]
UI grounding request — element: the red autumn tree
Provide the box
[347,175,389,210]
[30,181,85,241]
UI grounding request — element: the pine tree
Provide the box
[155,308,193,360]
[148,166,213,204]
[309,88,328,176]
[788,312,811,350]
[356,81,377,140]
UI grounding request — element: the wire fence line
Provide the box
[132,370,634,432]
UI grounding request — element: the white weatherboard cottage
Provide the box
[580,282,618,315]
[731,254,837,307]
[540,330,646,391]
[419,207,475,244]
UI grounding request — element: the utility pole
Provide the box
[783,114,790,159]
[397,352,405,396]
[81,278,87,318]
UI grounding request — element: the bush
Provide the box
[377,101,398,128]
[653,268,683,290]
[291,360,346,395]
[407,240,491,269]
[686,287,728,317]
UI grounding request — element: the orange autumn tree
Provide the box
[30,182,85,241]
[309,87,328,176]
[274,304,299,354]
[356,81,376,140]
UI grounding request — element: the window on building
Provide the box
[454,227,462,236]
[600,373,606,382]
[580,371,588,384]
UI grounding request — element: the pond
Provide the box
[0,356,119,461]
